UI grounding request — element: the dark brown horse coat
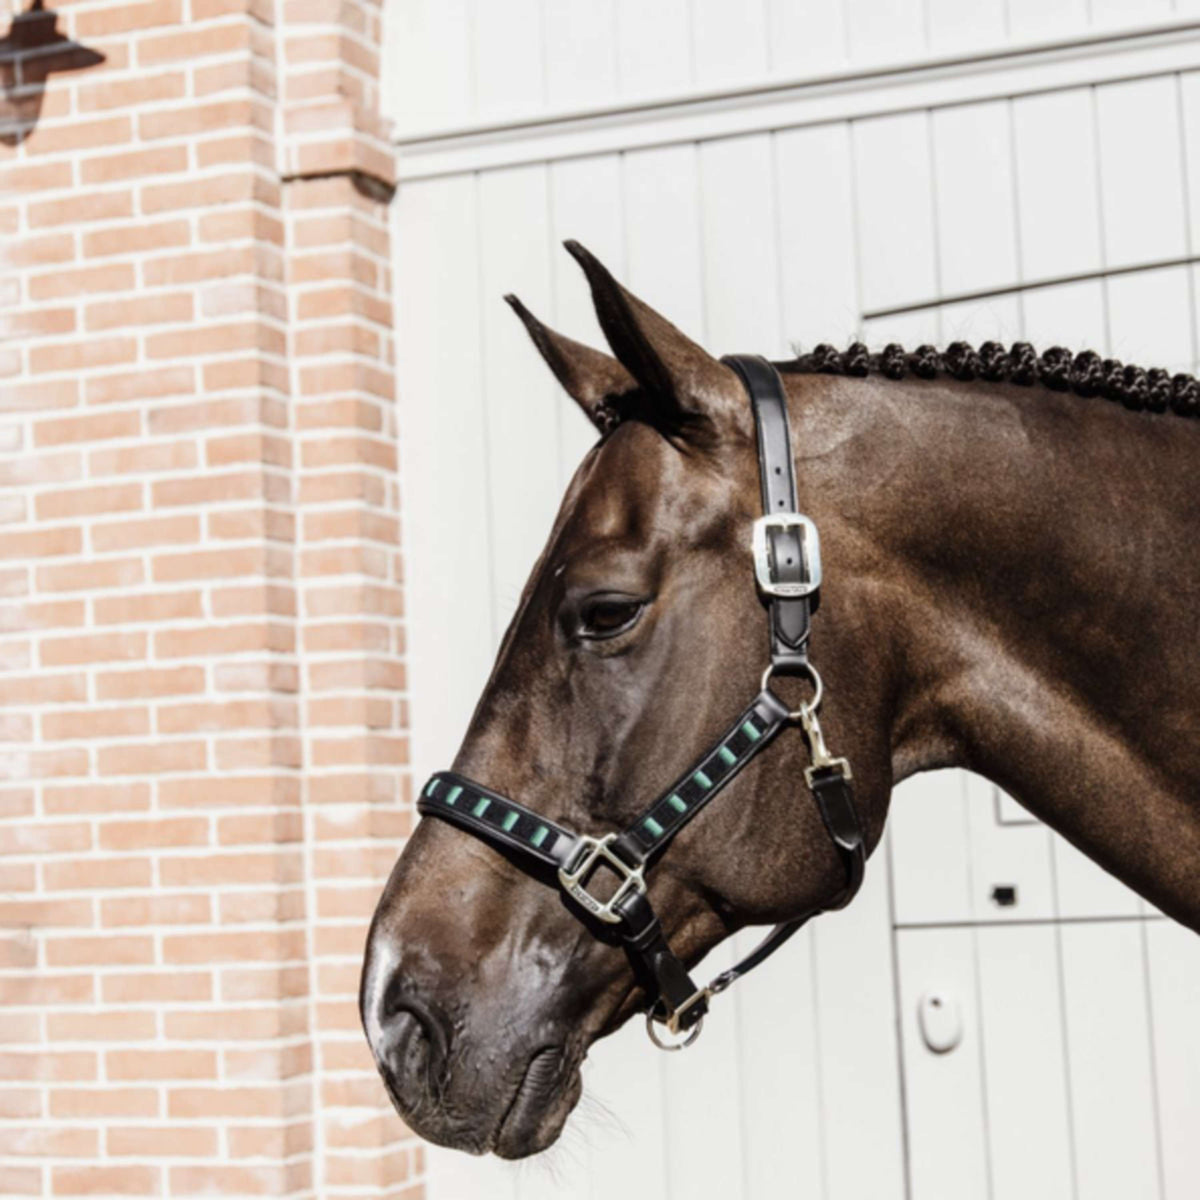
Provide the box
[361,241,1200,1158]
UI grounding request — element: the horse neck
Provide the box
[789,373,1200,930]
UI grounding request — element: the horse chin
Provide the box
[492,1047,583,1159]
[383,1044,583,1161]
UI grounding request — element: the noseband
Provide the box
[415,356,866,1050]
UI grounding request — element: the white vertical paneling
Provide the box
[689,0,770,88]
[766,0,847,76]
[615,0,692,97]
[734,930,827,1200]
[1106,266,1195,372]
[1178,73,1200,255]
[853,112,939,315]
[1146,920,1200,1200]
[543,0,618,111]
[1021,281,1108,351]
[384,0,473,133]
[393,177,493,775]
[775,124,861,350]
[1060,923,1163,1200]
[926,0,1007,54]
[896,926,991,1200]
[476,166,560,638]
[1005,0,1088,41]
[815,858,906,1200]
[1095,77,1187,269]
[890,771,973,927]
[964,776,1056,922]
[1089,0,1172,27]
[699,134,781,352]
[472,0,545,118]
[548,156,627,477]
[1012,89,1103,280]
[579,1022,670,1200]
[932,101,1019,296]
[842,0,928,62]
[622,145,706,334]
[659,944,746,1200]
[975,925,1075,1200]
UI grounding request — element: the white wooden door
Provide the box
[386,5,1200,1197]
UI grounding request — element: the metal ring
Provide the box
[645,1011,703,1051]
[760,661,823,721]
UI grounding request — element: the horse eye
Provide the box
[577,596,644,640]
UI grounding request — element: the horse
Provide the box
[360,239,1200,1159]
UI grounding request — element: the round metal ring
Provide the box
[760,661,824,720]
[645,1011,704,1052]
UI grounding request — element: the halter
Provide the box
[415,356,866,1050]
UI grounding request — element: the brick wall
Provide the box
[0,0,418,1194]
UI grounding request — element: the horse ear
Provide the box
[504,294,637,433]
[563,239,737,444]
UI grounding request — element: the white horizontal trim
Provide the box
[394,17,1200,181]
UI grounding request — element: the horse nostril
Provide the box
[371,989,451,1105]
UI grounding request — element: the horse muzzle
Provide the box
[359,921,584,1158]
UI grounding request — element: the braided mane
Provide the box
[779,341,1200,416]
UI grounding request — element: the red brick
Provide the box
[93,516,201,555]
[50,1088,158,1119]
[93,590,204,624]
[96,741,206,776]
[42,706,150,740]
[52,1165,159,1195]
[138,21,251,66]
[27,188,135,229]
[45,935,154,967]
[35,483,143,521]
[36,557,144,593]
[86,365,195,405]
[77,71,187,113]
[99,817,209,851]
[85,290,194,331]
[29,262,137,302]
[96,666,205,701]
[108,1126,218,1158]
[43,782,152,815]
[35,410,140,447]
[81,144,189,185]
[40,631,146,666]
[75,0,184,37]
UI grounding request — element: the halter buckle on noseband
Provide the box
[557,833,646,925]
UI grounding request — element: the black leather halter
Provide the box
[416,356,866,1049]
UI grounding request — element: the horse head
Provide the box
[360,243,894,1157]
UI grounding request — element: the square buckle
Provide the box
[557,833,646,925]
[752,513,821,598]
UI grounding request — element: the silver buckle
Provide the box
[752,513,821,598]
[557,833,646,925]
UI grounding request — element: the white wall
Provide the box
[385,5,1200,1198]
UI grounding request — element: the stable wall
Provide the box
[387,4,1200,1199]
[0,0,417,1195]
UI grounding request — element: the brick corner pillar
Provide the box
[0,0,418,1194]
[277,0,419,1196]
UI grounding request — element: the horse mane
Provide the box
[778,341,1200,416]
